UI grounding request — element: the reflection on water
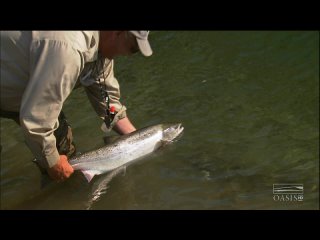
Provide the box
[1,31,319,209]
[86,166,126,210]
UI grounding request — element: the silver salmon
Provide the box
[69,123,184,182]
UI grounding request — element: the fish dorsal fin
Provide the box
[82,170,102,182]
[103,135,121,145]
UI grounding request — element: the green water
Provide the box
[1,31,319,209]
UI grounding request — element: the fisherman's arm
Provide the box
[84,60,136,135]
[113,117,136,134]
[20,39,82,181]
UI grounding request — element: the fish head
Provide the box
[162,123,184,142]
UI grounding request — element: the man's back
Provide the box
[0,31,99,112]
[1,31,31,111]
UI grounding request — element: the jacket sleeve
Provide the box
[84,60,127,131]
[20,39,83,168]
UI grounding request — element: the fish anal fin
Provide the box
[82,170,101,182]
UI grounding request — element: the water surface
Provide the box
[1,31,318,209]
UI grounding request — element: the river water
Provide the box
[1,31,319,209]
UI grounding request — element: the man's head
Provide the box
[99,31,152,59]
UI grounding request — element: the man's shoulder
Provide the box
[32,31,99,51]
[32,31,99,60]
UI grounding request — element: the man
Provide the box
[0,31,152,182]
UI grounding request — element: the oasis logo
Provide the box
[273,184,303,202]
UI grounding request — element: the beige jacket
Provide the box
[1,31,127,168]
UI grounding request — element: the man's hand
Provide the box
[47,155,74,182]
[113,117,136,135]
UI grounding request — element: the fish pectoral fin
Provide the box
[82,170,102,182]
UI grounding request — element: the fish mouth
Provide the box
[163,123,184,141]
[175,123,184,137]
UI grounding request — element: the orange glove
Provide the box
[47,155,74,182]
